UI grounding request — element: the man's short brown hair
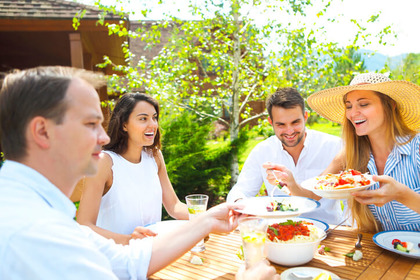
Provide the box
[0,66,105,161]
[266,87,305,120]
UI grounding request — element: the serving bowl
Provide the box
[265,222,326,266]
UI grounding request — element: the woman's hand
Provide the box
[131,226,157,240]
[352,175,420,213]
[205,203,244,234]
[235,260,280,280]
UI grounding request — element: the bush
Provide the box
[250,118,274,139]
[160,112,232,209]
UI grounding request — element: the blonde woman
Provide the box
[307,73,420,232]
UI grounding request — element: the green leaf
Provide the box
[268,226,279,236]
[277,219,301,226]
[236,245,244,260]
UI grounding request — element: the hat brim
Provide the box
[307,80,420,131]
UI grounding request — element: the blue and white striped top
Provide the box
[367,134,420,231]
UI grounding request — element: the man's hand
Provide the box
[262,162,297,195]
[262,161,321,200]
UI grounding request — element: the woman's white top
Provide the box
[96,150,162,235]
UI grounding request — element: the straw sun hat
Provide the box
[307,73,420,131]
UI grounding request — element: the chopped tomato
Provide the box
[402,242,408,248]
[350,170,362,176]
[267,221,312,242]
[338,178,350,185]
[392,239,401,245]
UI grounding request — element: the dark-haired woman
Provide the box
[77,93,189,245]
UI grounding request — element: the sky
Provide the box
[80,0,420,57]
[316,0,420,56]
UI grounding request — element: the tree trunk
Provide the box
[229,1,241,186]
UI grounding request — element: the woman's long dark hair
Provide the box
[104,93,161,157]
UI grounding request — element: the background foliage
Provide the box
[83,0,394,189]
[160,111,232,205]
[384,53,420,83]
[70,0,420,209]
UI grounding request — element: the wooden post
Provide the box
[69,33,84,68]
[69,33,86,202]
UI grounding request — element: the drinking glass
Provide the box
[185,194,209,252]
[238,217,268,268]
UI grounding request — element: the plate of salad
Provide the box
[234,195,320,218]
[301,169,376,199]
[373,230,420,259]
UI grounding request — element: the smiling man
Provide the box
[227,87,345,224]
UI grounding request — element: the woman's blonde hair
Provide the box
[342,91,417,232]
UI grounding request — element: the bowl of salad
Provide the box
[265,219,326,266]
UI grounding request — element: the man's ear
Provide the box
[304,111,309,122]
[28,116,51,149]
[268,116,273,125]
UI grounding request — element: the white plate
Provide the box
[146,220,188,234]
[235,196,320,218]
[373,230,420,259]
[281,267,340,280]
[266,217,329,232]
[301,175,376,199]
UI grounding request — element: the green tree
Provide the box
[78,0,392,186]
[385,53,420,85]
[160,111,232,203]
[330,46,367,87]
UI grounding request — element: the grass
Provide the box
[238,137,263,167]
[308,121,342,137]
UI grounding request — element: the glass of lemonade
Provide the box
[238,217,268,268]
[185,194,209,252]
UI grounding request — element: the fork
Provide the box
[355,233,363,249]
[270,170,282,197]
[326,218,348,236]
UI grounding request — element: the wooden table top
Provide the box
[150,226,420,280]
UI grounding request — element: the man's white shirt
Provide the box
[227,129,346,224]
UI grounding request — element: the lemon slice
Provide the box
[313,272,332,280]
[188,206,205,214]
[242,232,266,244]
[190,255,204,265]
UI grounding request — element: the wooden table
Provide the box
[150,226,420,280]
